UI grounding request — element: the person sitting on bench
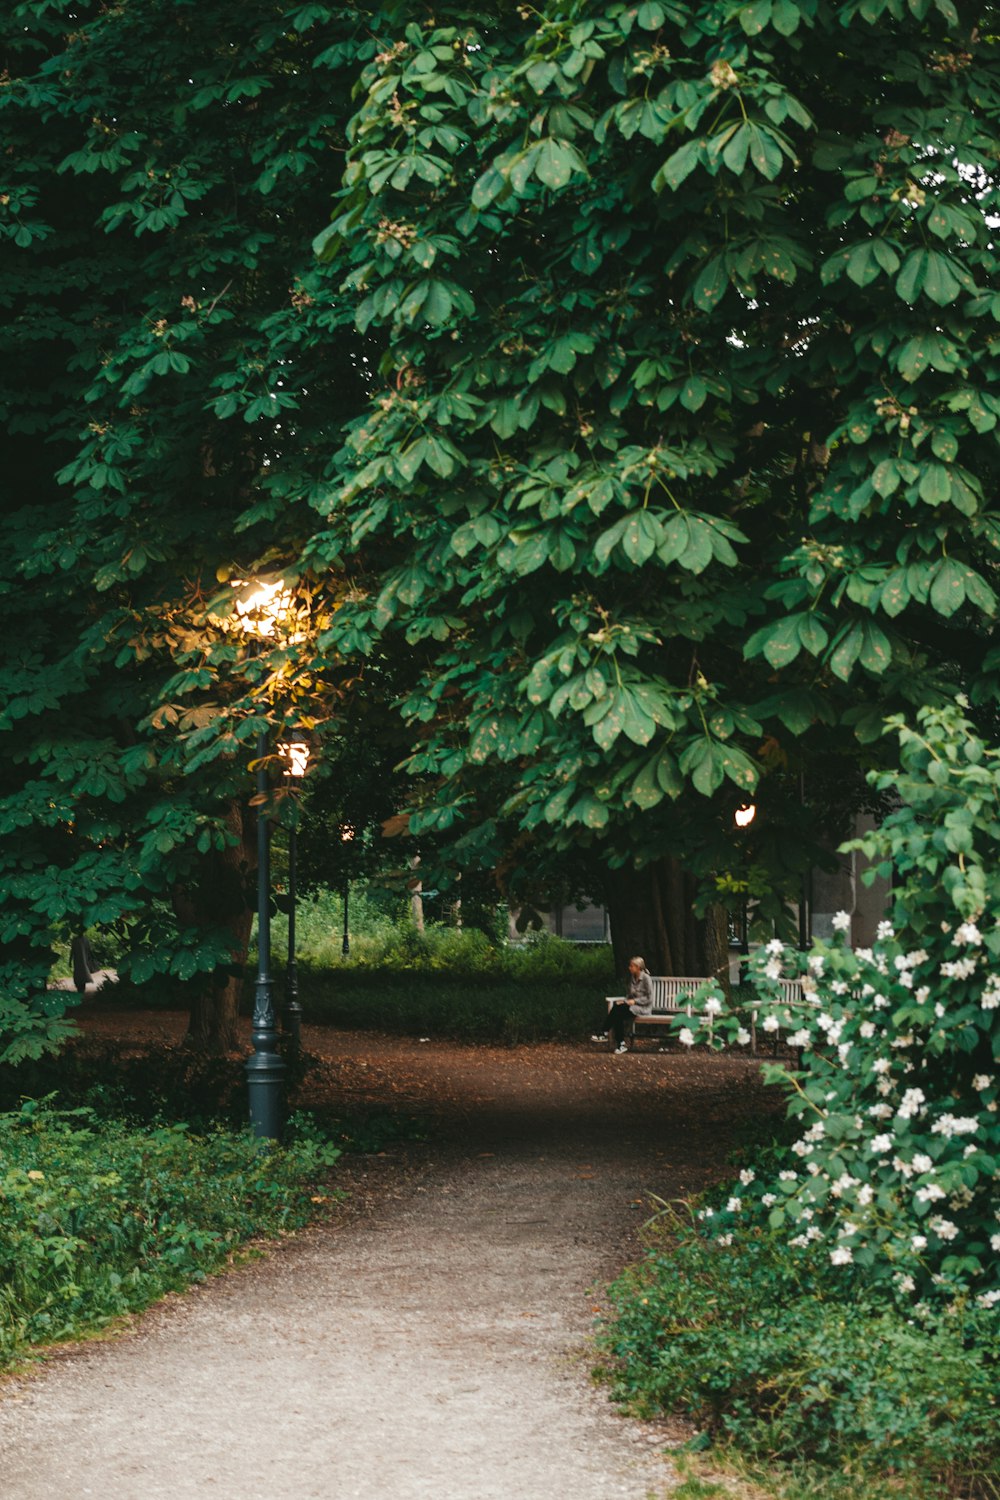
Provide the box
[593,956,653,1053]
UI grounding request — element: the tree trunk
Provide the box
[604,859,732,998]
[173,799,255,1053]
[701,901,732,998]
[184,959,248,1054]
[605,861,673,977]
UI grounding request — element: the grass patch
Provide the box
[667,1452,936,1500]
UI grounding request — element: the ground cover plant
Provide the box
[598,701,1000,1495]
[0,1026,427,1371]
[0,1100,341,1372]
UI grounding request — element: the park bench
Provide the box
[604,976,714,1051]
[605,976,803,1053]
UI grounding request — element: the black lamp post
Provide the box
[734,803,757,982]
[233,579,292,1141]
[340,822,355,957]
[278,729,311,1049]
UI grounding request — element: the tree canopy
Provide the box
[304,0,999,964]
[1,0,998,1052]
[0,1,375,1051]
[313,0,998,835]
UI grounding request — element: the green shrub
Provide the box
[295,967,610,1042]
[275,899,615,986]
[599,1208,1000,1494]
[0,1101,340,1369]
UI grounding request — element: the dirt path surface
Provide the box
[0,1014,773,1500]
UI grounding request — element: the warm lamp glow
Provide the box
[278,736,310,779]
[231,578,295,639]
[340,823,356,843]
[734,803,757,829]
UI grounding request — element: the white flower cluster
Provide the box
[897,1088,926,1120]
[930,1114,980,1138]
[940,956,979,981]
[829,1173,858,1198]
[895,950,927,972]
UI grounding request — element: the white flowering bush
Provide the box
[598,705,1000,1483]
[676,701,1000,1310]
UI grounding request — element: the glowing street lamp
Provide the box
[278,728,311,1051]
[230,578,294,1140]
[733,803,757,975]
[340,822,355,958]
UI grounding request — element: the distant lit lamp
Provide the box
[734,803,757,829]
[230,577,296,1141]
[340,823,355,957]
[278,728,311,1050]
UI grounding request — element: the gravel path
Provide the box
[0,1021,771,1500]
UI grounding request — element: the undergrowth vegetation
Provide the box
[0,1100,340,1371]
[278,900,613,982]
[0,1041,421,1371]
[598,1204,999,1499]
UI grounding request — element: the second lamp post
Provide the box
[278,729,311,1049]
[340,822,355,958]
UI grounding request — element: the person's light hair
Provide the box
[629,956,647,971]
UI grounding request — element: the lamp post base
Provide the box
[246,980,285,1141]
